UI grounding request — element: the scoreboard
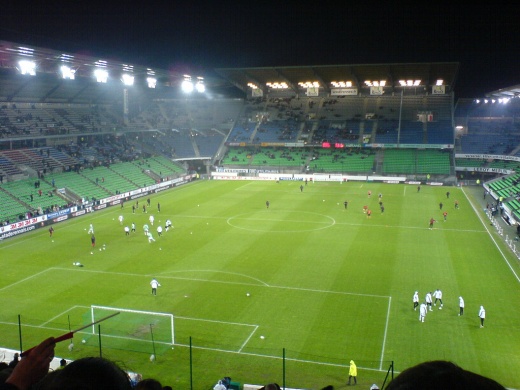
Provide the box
[322,142,345,148]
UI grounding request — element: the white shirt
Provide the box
[413,292,419,302]
[459,297,464,307]
[157,226,163,233]
[425,293,432,303]
[479,307,486,318]
[213,382,226,390]
[150,279,160,289]
[420,303,427,316]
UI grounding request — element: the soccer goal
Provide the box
[86,305,174,353]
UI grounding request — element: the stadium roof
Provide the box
[485,84,520,99]
[0,40,462,101]
[215,62,460,95]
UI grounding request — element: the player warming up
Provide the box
[413,291,419,311]
[150,278,161,295]
[419,302,427,322]
[434,289,443,309]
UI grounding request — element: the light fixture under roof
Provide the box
[298,81,320,88]
[399,80,421,86]
[266,82,288,89]
[331,81,352,88]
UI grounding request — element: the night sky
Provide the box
[1,1,518,98]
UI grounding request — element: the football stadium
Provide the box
[1,41,520,389]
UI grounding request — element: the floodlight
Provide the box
[181,75,194,93]
[19,60,36,76]
[60,65,75,80]
[331,81,352,88]
[147,77,157,89]
[195,77,205,93]
[365,80,386,87]
[398,80,420,87]
[266,82,288,89]
[94,68,108,83]
[298,81,320,88]
[122,74,134,86]
[182,79,194,93]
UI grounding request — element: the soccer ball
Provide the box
[246,293,250,297]
[150,354,156,362]
[260,335,265,339]
[82,339,86,344]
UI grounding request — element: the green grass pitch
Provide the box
[1,180,519,389]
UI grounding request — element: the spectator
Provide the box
[385,360,505,390]
[37,356,132,390]
[8,354,19,369]
[2,337,55,390]
[135,379,162,390]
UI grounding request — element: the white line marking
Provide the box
[40,305,82,327]
[0,270,51,292]
[175,316,257,328]
[380,296,392,370]
[238,325,259,353]
[462,187,520,283]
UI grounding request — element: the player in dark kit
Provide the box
[344,201,348,209]
[266,200,270,209]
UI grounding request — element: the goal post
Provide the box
[87,305,174,353]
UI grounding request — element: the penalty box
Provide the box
[6,268,391,362]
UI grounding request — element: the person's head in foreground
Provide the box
[385,360,506,390]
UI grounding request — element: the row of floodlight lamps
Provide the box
[17,60,204,93]
[474,98,511,104]
[248,79,445,90]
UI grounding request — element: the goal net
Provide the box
[84,305,174,354]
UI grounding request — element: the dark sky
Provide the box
[1,1,518,98]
